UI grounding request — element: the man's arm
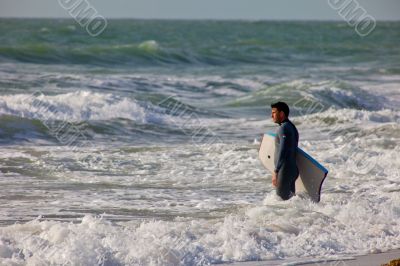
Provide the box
[274,126,288,173]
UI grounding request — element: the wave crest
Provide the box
[226,80,386,112]
[0,91,158,122]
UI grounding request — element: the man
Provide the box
[270,102,299,200]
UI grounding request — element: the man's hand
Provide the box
[272,171,278,187]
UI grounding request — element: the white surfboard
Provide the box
[258,132,328,202]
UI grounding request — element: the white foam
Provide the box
[296,108,400,126]
[137,40,160,52]
[1,187,399,265]
[0,91,167,123]
[0,125,399,265]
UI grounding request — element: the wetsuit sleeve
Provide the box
[275,126,288,173]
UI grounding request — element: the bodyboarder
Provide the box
[270,102,299,200]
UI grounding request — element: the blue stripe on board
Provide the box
[297,148,329,174]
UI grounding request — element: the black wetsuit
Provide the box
[274,119,299,200]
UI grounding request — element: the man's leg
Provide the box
[276,167,298,200]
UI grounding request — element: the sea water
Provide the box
[0,19,399,265]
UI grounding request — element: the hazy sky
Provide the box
[0,0,399,20]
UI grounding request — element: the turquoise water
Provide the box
[0,19,399,69]
[0,19,399,265]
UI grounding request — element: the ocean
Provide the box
[0,18,399,265]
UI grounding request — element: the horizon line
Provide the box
[0,16,399,22]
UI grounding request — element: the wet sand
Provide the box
[218,249,400,266]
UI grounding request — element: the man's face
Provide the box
[271,108,282,123]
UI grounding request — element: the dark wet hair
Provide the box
[271,101,290,117]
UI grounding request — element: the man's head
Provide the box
[271,101,289,124]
